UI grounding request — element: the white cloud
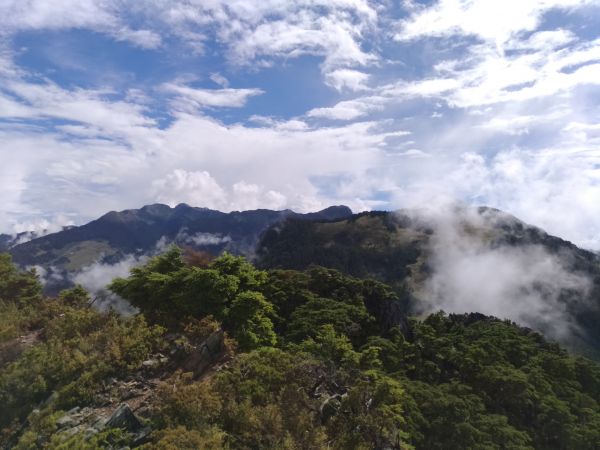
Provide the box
[325,69,370,91]
[0,0,162,49]
[377,36,600,109]
[392,147,600,250]
[113,27,162,49]
[230,181,288,211]
[308,96,386,120]
[507,29,576,51]
[210,72,230,88]
[153,170,228,209]
[395,0,590,47]
[162,83,264,110]
[409,205,591,342]
[0,0,379,75]
[0,79,156,140]
[0,100,396,230]
[177,231,232,246]
[72,255,141,294]
[0,0,599,255]
[10,214,75,244]
[399,149,431,158]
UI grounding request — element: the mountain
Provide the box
[257,206,600,356]
[0,228,76,252]
[6,203,600,355]
[0,234,12,253]
[8,203,353,292]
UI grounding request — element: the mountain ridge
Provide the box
[5,203,600,356]
[7,203,353,292]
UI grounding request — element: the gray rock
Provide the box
[84,427,99,439]
[56,415,78,429]
[142,359,159,368]
[182,329,225,376]
[105,403,143,432]
[132,427,152,446]
[59,424,86,438]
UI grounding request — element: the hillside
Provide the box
[8,204,352,293]
[6,204,600,357]
[2,249,600,449]
[257,207,600,356]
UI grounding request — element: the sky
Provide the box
[0,0,599,248]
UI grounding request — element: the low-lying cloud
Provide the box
[408,205,592,343]
[176,230,232,247]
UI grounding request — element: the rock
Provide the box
[105,403,143,432]
[56,415,78,429]
[84,427,99,439]
[61,424,85,437]
[182,329,225,376]
[42,391,58,407]
[142,359,159,368]
[132,427,152,446]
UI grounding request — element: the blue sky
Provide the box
[0,0,599,248]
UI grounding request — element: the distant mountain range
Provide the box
[6,203,353,292]
[3,203,600,357]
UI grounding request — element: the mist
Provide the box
[407,205,592,343]
[69,255,142,315]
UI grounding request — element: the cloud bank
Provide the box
[408,205,592,343]
[0,0,598,250]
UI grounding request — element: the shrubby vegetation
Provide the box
[1,249,600,449]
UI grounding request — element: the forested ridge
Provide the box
[1,248,600,449]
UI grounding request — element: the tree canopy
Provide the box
[1,249,600,449]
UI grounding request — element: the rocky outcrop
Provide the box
[51,402,150,447]
[181,329,226,377]
[105,403,143,432]
[363,293,409,335]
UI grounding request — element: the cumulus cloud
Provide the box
[392,145,600,250]
[153,170,228,210]
[0,0,599,254]
[395,0,589,47]
[153,170,290,212]
[308,96,386,120]
[0,0,379,74]
[0,0,162,49]
[324,69,371,91]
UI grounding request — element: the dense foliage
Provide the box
[1,249,600,449]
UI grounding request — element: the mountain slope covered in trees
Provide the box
[2,249,600,449]
[7,204,352,293]
[257,207,600,357]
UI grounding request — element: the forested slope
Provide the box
[1,249,600,449]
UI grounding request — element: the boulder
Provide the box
[181,329,225,376]
[105,403,143,432]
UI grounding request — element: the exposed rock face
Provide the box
[181,329,226,377]
[48,402,150,447]
[362,292,409,335]
[105,403,143,432]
